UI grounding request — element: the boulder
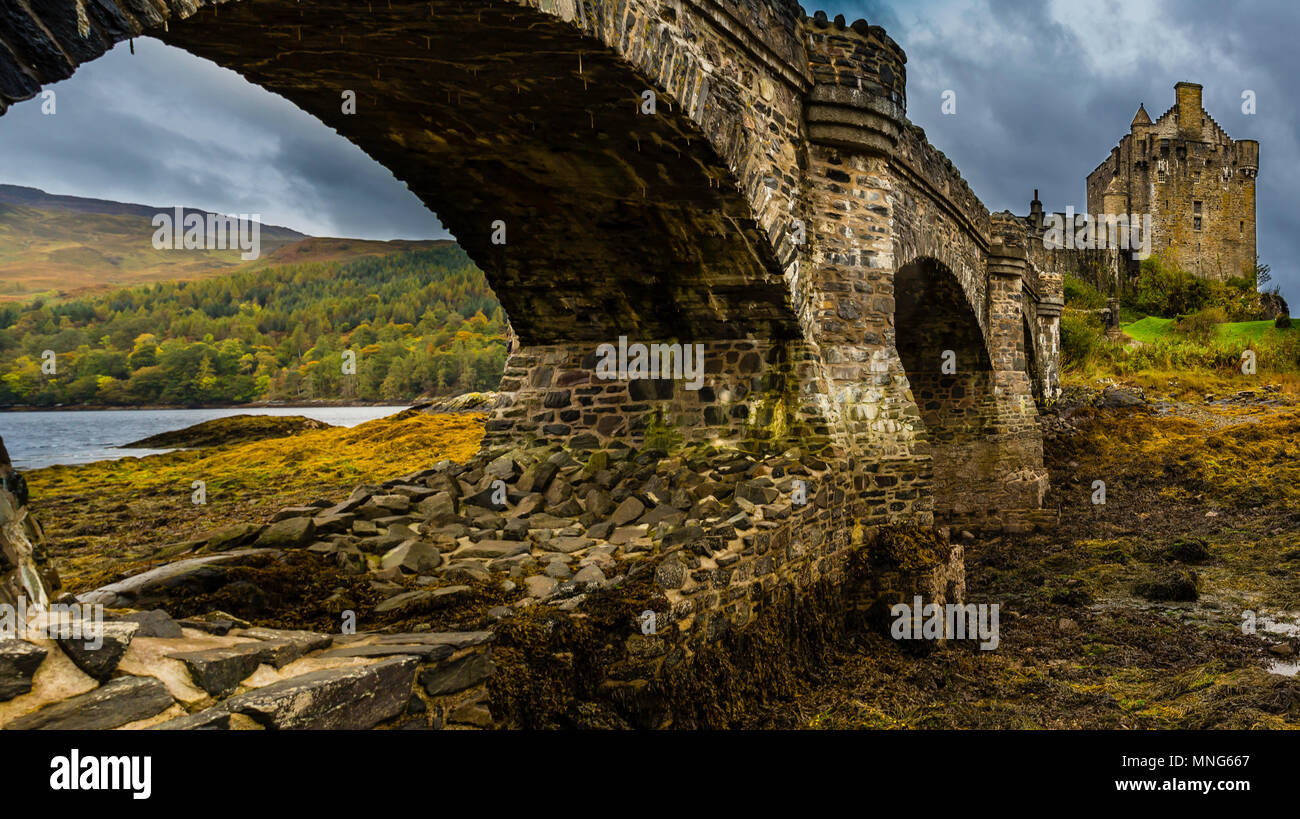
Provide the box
[220,657,418,730]
[524,575,558,599]
[114,609,183,638]
[255,516,316,549]
[380,541,443,574]
[419,649,495,696]
[168,638,307,697]
[610,496,646,526]
[416,492,458,522]
[198,523,264,553]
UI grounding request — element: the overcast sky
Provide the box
[0,0,1294,303]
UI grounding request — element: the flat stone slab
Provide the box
[113,609,183,638]
[150,709,232,730]
[0,639,47,702]
[4,676,174,730]
[234,627,333,654]
[176,611,251,635]
[373,585,471,615]
[371,631,494,649]
[168,639,308,697]
[319,643,454,661]
[419,649,495,696]
[77,550,281,607]
[457,540,529,559]
[220,656,418,729]
[545,536,592,554]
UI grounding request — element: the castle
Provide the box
[1017,82,1258,291]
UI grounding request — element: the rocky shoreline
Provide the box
[4,386,1299,729]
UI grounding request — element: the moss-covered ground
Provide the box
[755,379,1300,729]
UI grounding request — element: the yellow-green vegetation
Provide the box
[28,411,488,593]
[1058,405,1300,509]
[27,411,486,497]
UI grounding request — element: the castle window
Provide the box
[1240,221,1244,237]
[1194,200,1202,214]
[1194,217,1202,231]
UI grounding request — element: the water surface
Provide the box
[0,406,410,470]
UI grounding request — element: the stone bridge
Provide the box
[0,0,1065,723]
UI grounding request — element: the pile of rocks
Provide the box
[0,607,495,730]
[179,440,830,618]
[1204,384,1286,407]
[5,440,836,730]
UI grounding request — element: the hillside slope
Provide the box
[0,185,444,301]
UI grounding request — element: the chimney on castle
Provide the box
[1030,189,1043,230]
[1175,82,1203,137]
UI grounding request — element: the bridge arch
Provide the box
[894,256,998,524]
[0,0,810,345]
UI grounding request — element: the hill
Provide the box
[0,184,444,302]
[0,245,508,408]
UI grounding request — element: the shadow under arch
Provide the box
[1023,312,1043,405]
[894,256,999,524]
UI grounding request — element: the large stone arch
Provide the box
[0,0,857,456]
[0,0,812,346]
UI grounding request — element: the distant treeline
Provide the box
[0,247,508,407]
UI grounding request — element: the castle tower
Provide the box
[1086,83,1258,282]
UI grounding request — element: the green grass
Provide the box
[1122,316,1296,345]
[1121,316,1176,343]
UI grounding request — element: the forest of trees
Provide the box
[0,246,508,407]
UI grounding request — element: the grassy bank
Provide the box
[27,411,485,591]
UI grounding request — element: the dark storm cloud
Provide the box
[822,0,1300,305]
[0,36,445,240]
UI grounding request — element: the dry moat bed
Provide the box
[19,386,1300,729]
